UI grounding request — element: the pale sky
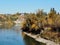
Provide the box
[0,0,60,14]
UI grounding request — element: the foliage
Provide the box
[21,8,60,43]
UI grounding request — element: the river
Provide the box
[0,24,46,45]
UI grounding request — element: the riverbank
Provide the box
[23,32,59,45]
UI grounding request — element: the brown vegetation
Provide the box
[21,8,60,43]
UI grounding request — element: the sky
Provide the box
[0,0,60,14]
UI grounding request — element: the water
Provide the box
[0,25,46,45]
[0,26,25,45]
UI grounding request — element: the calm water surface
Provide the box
[0,25,46,45]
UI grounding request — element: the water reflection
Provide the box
[0,24,46,45]
[22,32,46,45]
[0,25,25,45]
